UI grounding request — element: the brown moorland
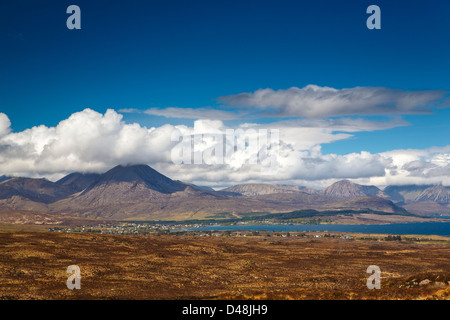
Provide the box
[0,230,449,300]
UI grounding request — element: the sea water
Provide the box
[186,221,450,237]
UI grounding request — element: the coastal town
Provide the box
[45,221,450,245]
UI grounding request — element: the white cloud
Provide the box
[0,109,179,178]
[0,113,11,136]
[364,147,450,187]
[219,85,449,118]
[120,107,238,120]
[0,108,449,188]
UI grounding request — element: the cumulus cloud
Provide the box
[218,85,449,118]
[0,108,449,188]
[362,148,450,187]
[0,109,180,177]
[0,113,11,136]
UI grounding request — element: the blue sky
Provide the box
[0,0,450,186]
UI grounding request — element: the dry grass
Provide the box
[0,231,449,300]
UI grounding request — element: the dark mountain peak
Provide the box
[56,172,101,193]
[102,164,161,181]
[82,164,188,194]
[0,177,72,203]
[98,164,171,185]
[56,172,100,184]
[2,177,54,187]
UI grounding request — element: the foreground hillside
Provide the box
[0,231,449,300]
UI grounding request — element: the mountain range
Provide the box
[0,164,449,222]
